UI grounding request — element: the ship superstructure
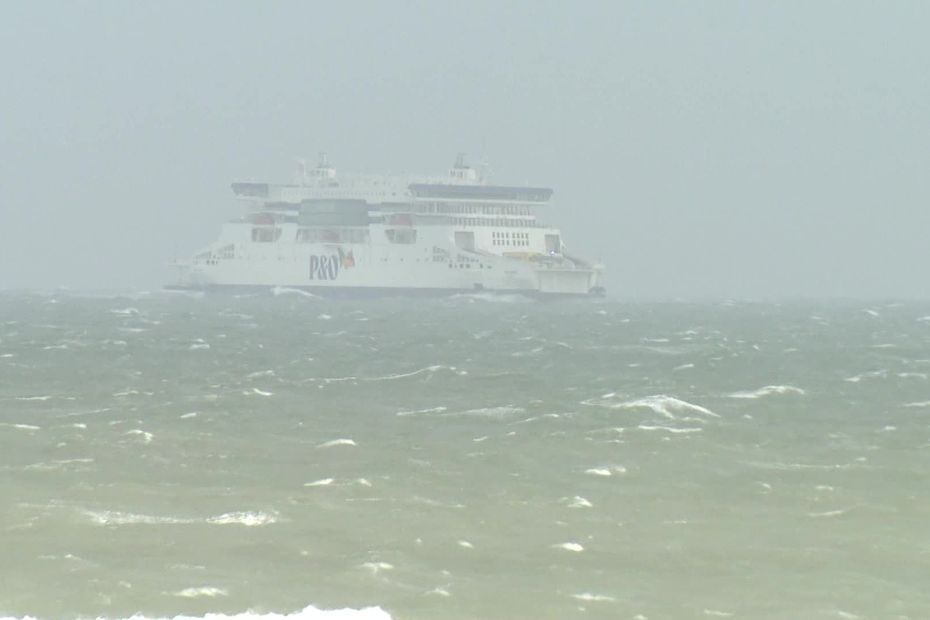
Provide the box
[171,155,605,297]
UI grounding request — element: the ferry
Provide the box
[170,155,605,297]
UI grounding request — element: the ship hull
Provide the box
[171,222,604,298]
[164,283,604,299]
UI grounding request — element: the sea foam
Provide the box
[571,593,616,602]
[584,394,718,420]
[1,423,41,431]
[728,385,805,399]
[637,424,702,434]
[85,510,277,527]
[564,496,593,508]
[205,511,278,526]
[173,586,228,598]
[317,439,357,448]
[271,286,319,299]
[585,465,625,476]
[0,604,391,619]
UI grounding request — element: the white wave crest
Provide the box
[25,458,94,471]
[86,511,190,526]
[205,511,278,526]
[1,423,41,431]
[84,510,277,527]
[564,496,593,508]
[844,370,887,383]
[585,394,718,420]
[571,593,616,602]
[584,465,625,477]
[124,429,154,443]
[360,561,394,574]
[452,405,525,418]
[247,370,276,380]
[317,439,357,448]
[0,603,394,619]
[728,385,805,399]
[449,292,532,303]
[363,365,463,382]
[747,461,862,472]
[396,406,448,417]
[174,586,228,598]
[637,425,702,434]
[808,508,852,518]
[272,286,319,299]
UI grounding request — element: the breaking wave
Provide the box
[448,292,533,303]
[84,510,278,527]
[173,586,228,598]
[0,604,391,619]
[728,385,805,399]
[317,438,357,448]
[271,287,319,299]
[583,394,718,420]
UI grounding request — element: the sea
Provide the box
[2,289,929,620]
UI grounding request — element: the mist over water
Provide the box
[3,291,930,619]
[3,2,930,297]
[4,2,930,619]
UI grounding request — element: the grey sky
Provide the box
[2,1,928,299]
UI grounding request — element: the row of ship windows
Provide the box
[453,218,534,227]
[295,229,370,244]
[425,204,532,216]
[253,227,416,244]
[447,262,489,269]
[253,227,534,245]
[492,231,531,247]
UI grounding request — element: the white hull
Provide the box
[174,223,602,297]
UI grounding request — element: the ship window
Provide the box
[386,229,417,244]
[297,228,370,244]
[545,234,561,253]
[252,227,280,243]
[455,231,475,251]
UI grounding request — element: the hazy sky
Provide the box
[2,1,928,299]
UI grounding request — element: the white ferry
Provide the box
[170,155,605,297]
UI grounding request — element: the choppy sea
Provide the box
[2,290,930,620]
